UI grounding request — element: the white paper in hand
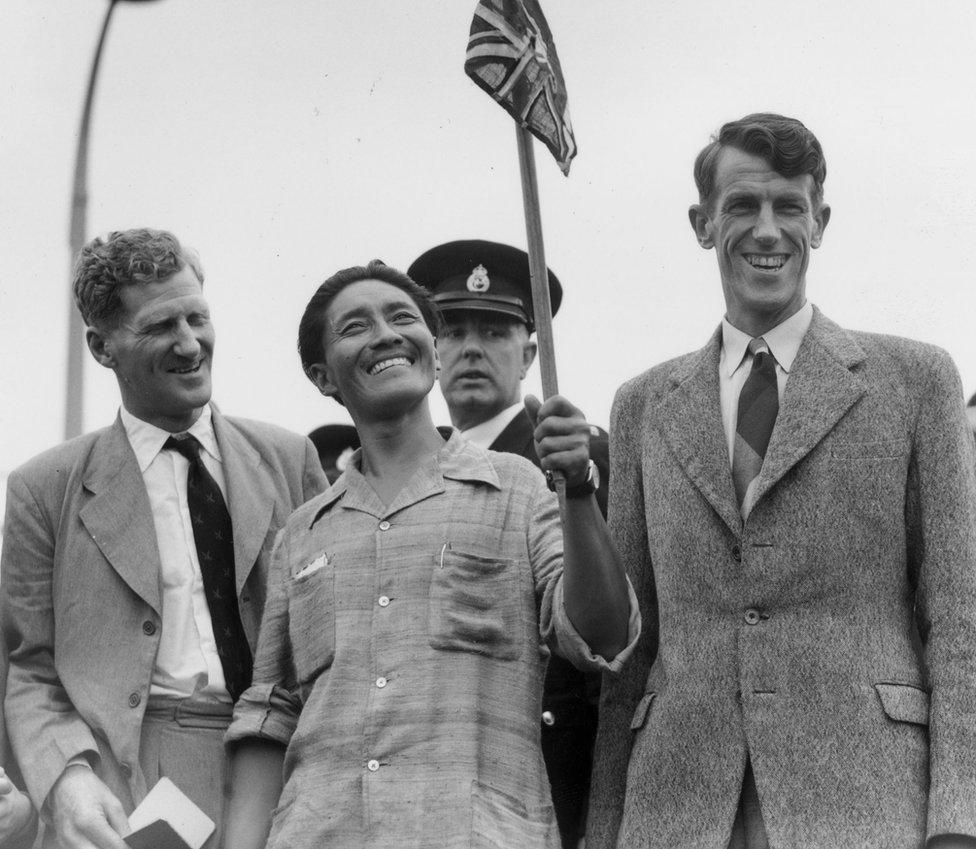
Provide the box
[127,777,215,849]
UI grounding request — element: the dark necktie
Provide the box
[732,338,779,514]
[164,434,252,700]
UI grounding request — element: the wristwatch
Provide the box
[548,459,600,499]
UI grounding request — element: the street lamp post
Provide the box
[64,0,163,440]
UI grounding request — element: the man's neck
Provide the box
[356,404,445,505]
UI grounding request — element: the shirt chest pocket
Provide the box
[286,562,336,684]
[429,547,524,661]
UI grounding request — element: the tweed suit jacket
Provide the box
[586,308,976,849]
[0,407,327,812]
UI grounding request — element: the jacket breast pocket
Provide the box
[429,547,523,661]
[875,682,929,726]
[286,563,336,684]
[829,440,903,461]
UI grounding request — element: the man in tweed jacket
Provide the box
[586,113,976,849]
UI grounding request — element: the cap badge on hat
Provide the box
[466,264,490,293]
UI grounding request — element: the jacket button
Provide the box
[128,692,141,708]
[121,762,132,776]
[744,608,761,626]
[142,620,156,636]
[731,543,742,562]
[541,711,555,727]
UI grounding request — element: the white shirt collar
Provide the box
[120,404,220,472]
[721,300,814,377]
[459,401,525,451]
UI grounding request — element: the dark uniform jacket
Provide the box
[489,408,609,849]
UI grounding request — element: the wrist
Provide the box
[549,460,599,498]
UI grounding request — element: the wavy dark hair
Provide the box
[73,228,205,327]
[297,259,439,385]
[694,113,827,208]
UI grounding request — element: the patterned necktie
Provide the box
[732,338,779,514]
[164,435,252,700]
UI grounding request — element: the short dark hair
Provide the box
[297,259,439,383]
[694,113,827,208]
[73,228,205,327]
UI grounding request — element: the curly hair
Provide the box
[694,113,827,208]
[73,228,205,327]
[298,259,439,386]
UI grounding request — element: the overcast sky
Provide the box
[3,0,976,478]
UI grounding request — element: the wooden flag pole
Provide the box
[515,124,559,398]
[515,123,565,498]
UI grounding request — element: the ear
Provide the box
[308,362,341,400]
[520,338,538,380]
[86,326,116,369]
[688,204,714,249]
[811,204,831,249]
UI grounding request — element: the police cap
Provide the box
[407,239,562,333]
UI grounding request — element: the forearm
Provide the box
[221,739,286,849]
[561,493,631,658]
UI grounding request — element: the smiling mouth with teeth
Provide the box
[170,361,202,375]
[368,356,412,376]
[744,254,789,271]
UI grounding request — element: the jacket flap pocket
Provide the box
[630,693,656,731]
[875,683,929,726]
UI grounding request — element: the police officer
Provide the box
[408,239,608,849]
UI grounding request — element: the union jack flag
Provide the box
[464,0,577,175]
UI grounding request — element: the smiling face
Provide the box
[87,264,214,432]
[436,311,537,431]
[308,279,438,422]
[689,146,830,335]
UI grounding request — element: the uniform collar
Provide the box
[721,300,814,377]
[120,403,220,472]
[459,401,525,450]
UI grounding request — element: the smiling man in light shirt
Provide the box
[0,228,325,849]
[587,113,976,849]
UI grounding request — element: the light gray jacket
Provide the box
[587,308,976,849]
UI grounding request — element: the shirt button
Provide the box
[744,608,761,626]
[367,759,380,772]
[541,711,555,727]
[379,520,391,531]
[731,543,742,563]
[128,692,141,708]
[142,620,156,636]
[378,596,390,607]
[376,677,388,689]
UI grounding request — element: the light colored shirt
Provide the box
[227,430,639,849]
[719,300,814,463]
[120,405,230,701]
[458,400,524,449]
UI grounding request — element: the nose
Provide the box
[752,202,780,245]
[459,332,483,359]
[371,316,404,348]
[173,320,202,358]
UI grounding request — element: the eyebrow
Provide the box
[331,298,420,325]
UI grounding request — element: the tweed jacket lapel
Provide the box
[748,307,866,512]
[79,416,162,613]
[213,408,277,596]
[656,328,742,535]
